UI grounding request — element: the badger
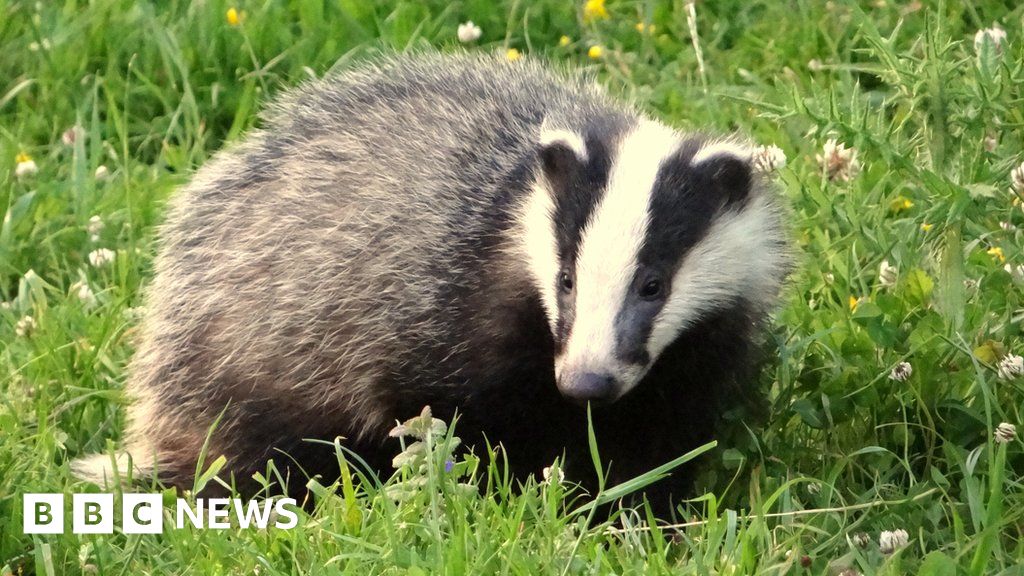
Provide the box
[75,53,788,512]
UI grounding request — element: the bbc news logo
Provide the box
[23,494,299,534]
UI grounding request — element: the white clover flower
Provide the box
[1005,264,1024,283]
[878,259,897,288]
[878,528,909,554]
[73,282,97,307]
[28,39,52,52]
[889,361,912,382]
[542,464,565,484]
[974,25,1007,55]
[88,248,116,268]
[94,165,109,181]
[851,532,870,548]
[87,215,104,235]
[752,144,787,173]
[15,156,38,179]
[62,126,83,147]
[999,221,1015,231]
[15,315,37,337]
[997,354,1023,380]
[995,422,1016,444]
[457,21,482,43]
[1011,161,1024,193]
[983,134,998,152]
[816,138,861,182]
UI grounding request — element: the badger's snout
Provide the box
[557,371,620,405]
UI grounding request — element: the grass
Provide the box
[2,0,1023,573]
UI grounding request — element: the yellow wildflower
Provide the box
[226,7,242,26]
[635,22,655,33]
[920,222,933,231]
[583,0,609,22]
[558,35,571,47]
[889,196,914,213]
[506,48,521,62]
[848,296,860,312]
[15,152,31,163]
[987,246,1006,263]
[588,45,603,59]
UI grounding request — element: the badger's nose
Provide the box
[558,372,619,406]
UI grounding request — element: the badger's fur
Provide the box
[75,53,788,511]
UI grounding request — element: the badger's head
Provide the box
[519,119,787,405]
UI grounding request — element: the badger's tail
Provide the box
[71,448,156,487]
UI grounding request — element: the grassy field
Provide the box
[2,0,1024,573]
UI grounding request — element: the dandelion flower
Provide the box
[1011,161,1024,193]
[997,353,1023,380]
[995,422,1016,443]
[587,45,603,59]
[878,529,909,554]
[816,138,861,182]
[558,35,571,47]
[878,260,897,288]
[752,144,786,173]
[987,246,1005,263]
[505,48,521,62]
[226,7,242,26]
[889,361,912,382]
[973,25,1007,55]
[15,315,37,337]
[14,152,38,179]
[88,248,116,268]
[457,21,481,43]
[583,0,609,22]
[94,165,109,181]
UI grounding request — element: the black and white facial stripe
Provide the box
[519,121,786,404]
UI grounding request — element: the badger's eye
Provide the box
[639,278,663,300]
[559,271,575,294]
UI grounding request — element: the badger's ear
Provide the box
[690,143,754,207]
[538,127,588,194]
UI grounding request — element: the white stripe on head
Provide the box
[556,119,681,380]
[646,188,786,359]
[518,180,560,327]
[690,140,753,166]
[539,125,589,162]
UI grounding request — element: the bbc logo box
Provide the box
[23,493,299,534]
[23,493,164,535]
